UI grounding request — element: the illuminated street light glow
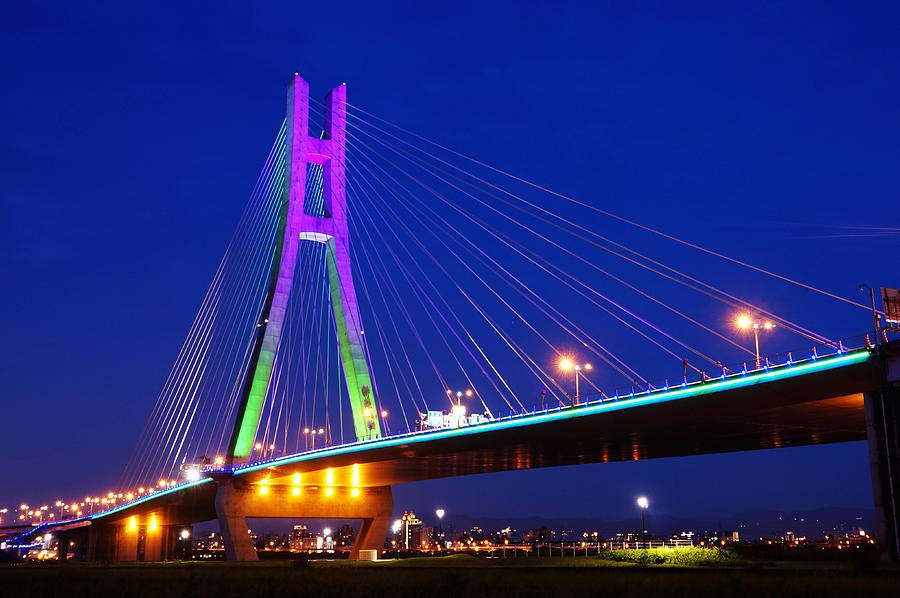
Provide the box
[637,496,648,509]
[736,313,776,367]
[559,356,592,404]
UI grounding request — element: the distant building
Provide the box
[400,511,423,550]
[334,524,355,548]
[525,526,553,542]
[290,525,316,551]
[412,526,430,549]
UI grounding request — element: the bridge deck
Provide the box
[15,349,880,536]
[235,350,880,488]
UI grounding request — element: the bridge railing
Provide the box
[573,330,889,408]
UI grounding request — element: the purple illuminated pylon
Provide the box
[228,74,380,459]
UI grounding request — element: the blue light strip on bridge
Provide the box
[22,478,216,532]
[234,349,871,476]
[90,478,213,521]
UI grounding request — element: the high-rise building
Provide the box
[400,511,423,550]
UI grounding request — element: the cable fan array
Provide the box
[118,98,878,496]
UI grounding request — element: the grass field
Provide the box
[2,555,900,598]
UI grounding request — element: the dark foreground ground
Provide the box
[2,556,900,598]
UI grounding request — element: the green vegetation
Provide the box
[597,546,738,566]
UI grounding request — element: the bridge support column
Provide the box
[67,527,88,561]
[215,478,258,561]
[144,525,177,561]
[115,525,139,561]
[86,523,117,561]
[350,511,393,560]
[866,384,900,561]
[214,476,392,560]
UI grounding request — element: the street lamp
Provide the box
[559,358,592,405]
[637,496,648,548]
[436,508,445,549]
[736,314,775,368]
[447,389,473,405]
[859,284,881,347]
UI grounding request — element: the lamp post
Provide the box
[637,496,648,548]
[736,315,775,369]
[859,284,881,348]
[559,358,592,405]
[436,508,445,550]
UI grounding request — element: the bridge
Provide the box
[4,74,899,562]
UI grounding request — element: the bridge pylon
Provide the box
[226,74,381,463]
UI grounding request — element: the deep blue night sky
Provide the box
[1,2,898,524]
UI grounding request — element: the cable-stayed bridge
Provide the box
[4,74,899,562]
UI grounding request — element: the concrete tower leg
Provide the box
[215,479,259,561]
[865,385,900,561]
[350,512,393,560]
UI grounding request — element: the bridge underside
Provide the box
[249,356,880,488]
